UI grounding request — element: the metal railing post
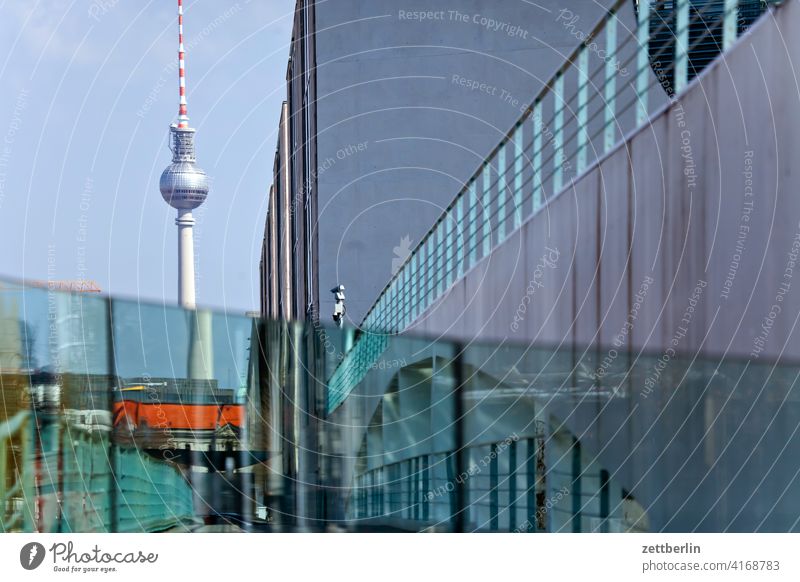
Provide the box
[452,344,466,533]
[106,296,118,533]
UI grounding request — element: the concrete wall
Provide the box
[413,1,800,364]
[312,0,618,323]
[401,1,800,530]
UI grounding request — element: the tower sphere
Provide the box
[160,162,209,210]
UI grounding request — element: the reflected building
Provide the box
[51,293,109,378]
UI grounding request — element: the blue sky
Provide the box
[0,0,294,314]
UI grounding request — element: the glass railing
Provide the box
[0,280,253,532]
[329,330,800,532]
[3,278,800,532]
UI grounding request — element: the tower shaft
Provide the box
[176,209,196,309]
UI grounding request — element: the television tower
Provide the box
[160,0,209,310]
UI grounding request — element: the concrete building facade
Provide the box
[259,0,615,324]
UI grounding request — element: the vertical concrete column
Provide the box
[455,199,464,279]
[723,0,739,50]
[577,47,589,172]
[468,182,477,267]
[675,0,690,92]
[497,144,507,241]
[280,102,293,320]
[482,164,492,257]
[553,73,564,193]
[532,101,543,211]
[445,212,454,289]
[604,14,618,153]
[513,125,523,229]
[636,0,651,124]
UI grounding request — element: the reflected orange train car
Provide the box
[112,400,245,432]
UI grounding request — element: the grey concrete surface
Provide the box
[414,1,800,365]
[312,0,620,322]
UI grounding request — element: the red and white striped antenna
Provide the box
[177,0,189,128]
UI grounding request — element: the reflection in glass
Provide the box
[2,280,800,532]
